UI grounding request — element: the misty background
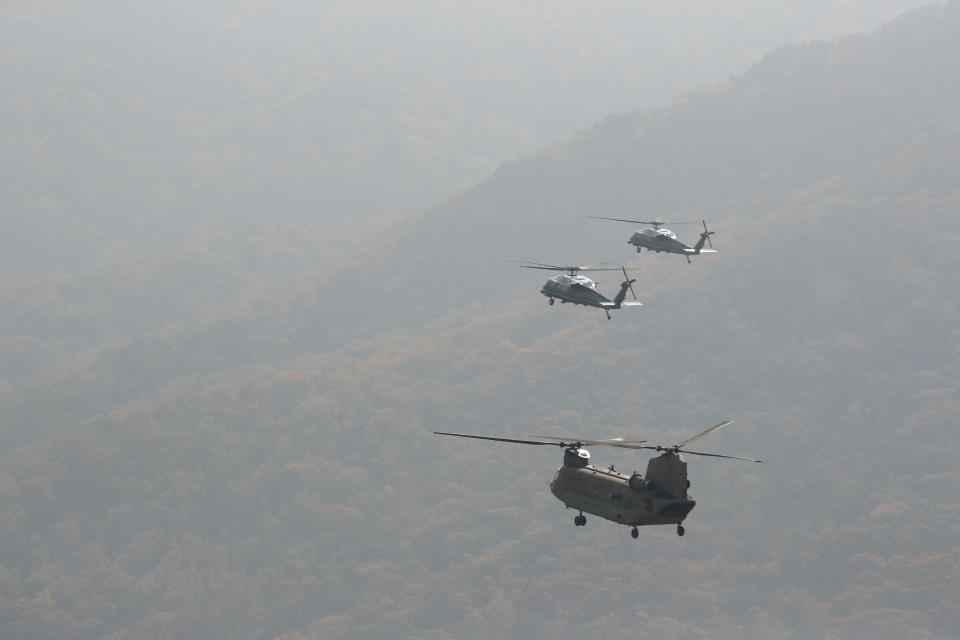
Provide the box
[2,0,930,275]
[2,1,958,639]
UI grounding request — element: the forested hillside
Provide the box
[2,2,960,639]
[1,0,930,277]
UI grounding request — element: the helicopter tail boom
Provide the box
[690,234,714,254]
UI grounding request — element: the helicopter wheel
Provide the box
[574,514,586,527]
[631,527,639,539]
[676,525,685,537]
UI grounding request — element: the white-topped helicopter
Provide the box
[590,218,717,263]
[435,420,761,539]
[510,261,642,320]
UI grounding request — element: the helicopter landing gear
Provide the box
[676,524,685,537]
[574,513,586,527]
[631,527,639,539]
[548,297,554,305]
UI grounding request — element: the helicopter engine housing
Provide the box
[645,452,690,499]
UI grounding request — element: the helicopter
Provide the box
[590,218,717,263]
[434,420,761,539]
[510,261,642,319]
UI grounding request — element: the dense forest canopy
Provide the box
[2,2,960,639]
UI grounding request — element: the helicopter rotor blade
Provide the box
[589,216,654,225]
[675,449,763,463]
[589,217,700,227]
[702,220,714,248]
[569,264,623,273]
[673,420,735,448]
[527,435,648,449]
[434,432,566,447]
[506,259,568,270]
[517,265,571,271]
[507,259,620,273]
[515,265,620,273]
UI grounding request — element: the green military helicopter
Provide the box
[511,261,642,319]
[590,218,717,263]
[435,420,761,539]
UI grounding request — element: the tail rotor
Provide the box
[701,220,714,248]
[621,266,638,300]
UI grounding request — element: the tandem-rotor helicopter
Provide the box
[435,420,761,539]
[510,261,642,319]
[590,218,717,263]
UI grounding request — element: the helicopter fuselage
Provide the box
[629,228,691,254]
[627,227,716,263]
[539,274,640,319]
[550,448,696,530]
[540,274,611,307]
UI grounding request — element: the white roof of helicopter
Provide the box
[551,273,596,288]
[638,227,677,239]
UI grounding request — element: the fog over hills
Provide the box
[2,2,960,639]
[1,0,931,276]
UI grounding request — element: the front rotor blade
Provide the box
[588,216,650,225]
[599,441,650,449]
[677,449,762,463]
[589,217,700,226]
[507,259,567,270]
[527,434,647,448]
[675,419,735,448]
[434,432,565,446]
[517,265,567,271]
[506,259,620,273]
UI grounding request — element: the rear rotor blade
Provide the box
[434,432,565,446]
[702,220,714,248]
[675,420,735,448]
[677,449,762,463]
